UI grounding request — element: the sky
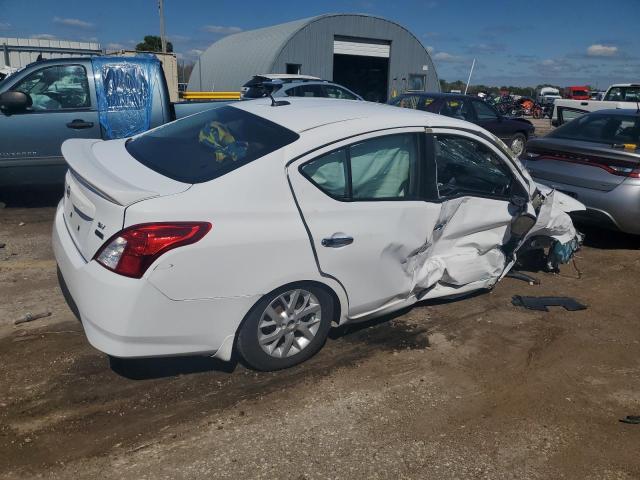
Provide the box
[0,0,638,88]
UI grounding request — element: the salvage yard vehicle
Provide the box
[0,56,223,187]
[525,109,640,234]
[552,84,640,126]
[53,98,584,371]
[389,92,535,157]
[241,74,363,100]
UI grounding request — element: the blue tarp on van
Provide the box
[91,55,157,139]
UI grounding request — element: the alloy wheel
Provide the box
[257,289,322,358]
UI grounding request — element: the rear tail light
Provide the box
[529,151,640,178]
[94,222,212,278]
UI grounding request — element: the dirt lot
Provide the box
[1,188,639,480]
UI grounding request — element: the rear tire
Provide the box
[237,283,333,371]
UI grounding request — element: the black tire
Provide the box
[237,283,334,371]
[509,132,527,158]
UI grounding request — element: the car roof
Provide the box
[256,74,322,81]
[608,84,640,88]
[231,97,475,133]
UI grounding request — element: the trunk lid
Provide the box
[525,137,640,192]
[61,138,190,260]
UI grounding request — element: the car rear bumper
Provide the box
[532,178,640,235]
[52,202,259,360]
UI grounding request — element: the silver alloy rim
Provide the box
[257,289,322,358]
[511,137,525,157]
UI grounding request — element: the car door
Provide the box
[471,100,511,140]
[287,129,442,317]
[422,128,531,292]
[0,62,101,183]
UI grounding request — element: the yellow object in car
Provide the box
[198,121,248,162]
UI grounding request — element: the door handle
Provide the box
[321,234,353,248]
[66,119,94,129]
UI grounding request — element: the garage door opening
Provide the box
[332,37,390,103]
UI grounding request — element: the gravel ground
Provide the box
[0,190,639,480]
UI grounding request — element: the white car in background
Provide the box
[53,98,584,371]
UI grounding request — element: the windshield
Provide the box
[604,86,640,102]
[126,105,299,183]
[549,113,640,146]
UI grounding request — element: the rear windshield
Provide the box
[126,105,299,183]
[548,113,640,146]
[604,86,640,102]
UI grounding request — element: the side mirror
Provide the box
[0,91,32,113]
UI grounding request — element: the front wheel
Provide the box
[237,284,334,371]
[509,133,527,158]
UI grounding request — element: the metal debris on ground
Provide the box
[15,311,52,325]
[511,296,587,312]
[619,416,640,425]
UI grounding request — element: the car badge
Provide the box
[97,222,106,230]
[66,185,71,198]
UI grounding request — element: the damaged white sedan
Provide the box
[53,98,584,371]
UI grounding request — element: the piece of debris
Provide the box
[506,271,540,285]
[620,416,640,425]
[15,311,52,325]
[18,222,25,226]
[511,296,587,312]
[0,242,5,249]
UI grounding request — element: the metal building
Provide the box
[188,14,439,102]
[1,37,102,70]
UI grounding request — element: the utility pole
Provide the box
[464,58,476,95]
[158,0,167,53]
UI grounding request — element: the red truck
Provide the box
[564,86,590,100]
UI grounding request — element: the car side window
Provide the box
[288,84,324,98]
[434,135,513,199]
[323,85,357,100]
[474,101,499,121]
[300,133,420,201]
[440,98,474,122]
[11,65,90,111]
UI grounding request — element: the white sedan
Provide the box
[53,98,584,371]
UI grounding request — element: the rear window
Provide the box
[125,105,299,183]
[549,113,640,146]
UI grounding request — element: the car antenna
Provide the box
[267,91,290,107]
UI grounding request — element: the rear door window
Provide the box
[287,84,324,98]
[440,98,475,122]
[300,133,420,201]
[322,85,358,100]
[125,105,299,183]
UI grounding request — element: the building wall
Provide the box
[273,15,440,98]
[1,38,102,69]
[188,14,439,96]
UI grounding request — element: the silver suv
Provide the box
[242,74,363,101]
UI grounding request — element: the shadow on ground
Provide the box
[0,185,63,208]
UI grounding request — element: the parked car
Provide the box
[552,84,640,126]
[54,98,583,371]
[0,56,224,186]
[389,93,535,157]
[242,74,363,101]
[525,109,640,234]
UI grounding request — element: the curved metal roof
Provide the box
[188,13,436,92]
[189,16,314,91]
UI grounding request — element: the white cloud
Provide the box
[203,25,243,35]
[106,42,125,50]
[587,44,618,57]
[433,51,461,62]
[53,16,94,29]
[30,33,57,40]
